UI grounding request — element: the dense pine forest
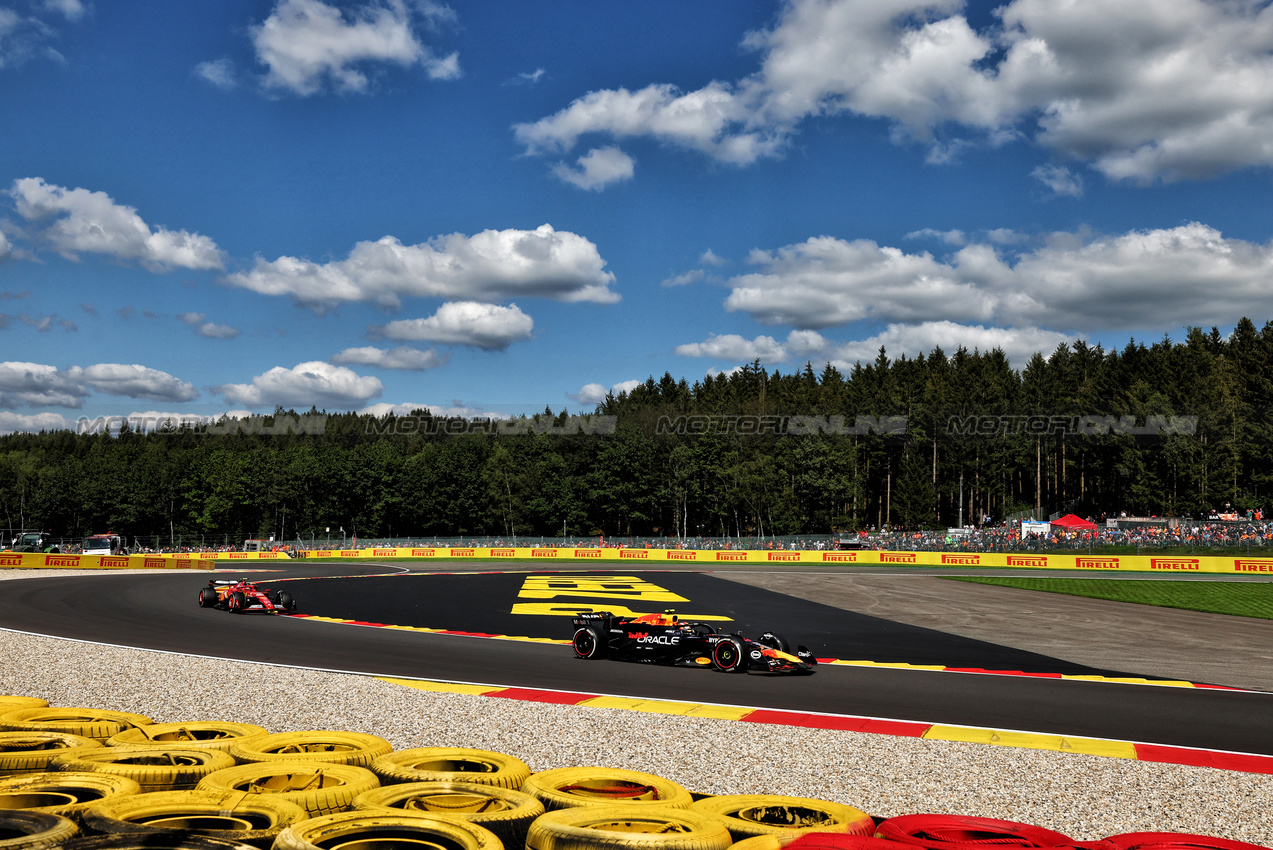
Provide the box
[3,319,1272,544]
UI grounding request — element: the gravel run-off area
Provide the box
[1,569,1271,846]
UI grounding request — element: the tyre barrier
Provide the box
[1104,833,1271,850]
[0,771,141,820]
[729,835,916,850]
[48,747,237,792]
[874,815,1087,849]
[523,767,694,811]
[525,805,734,850]
[0,709,153,743]
[106,722,269,753]
[0,732,102,778]
[0,808,78,849]
[371,747,533,789]
[60,834,260,850]
[272,810,504,850]
[195,761,381,817]
[226,731,393,768]
[354,780,545,847]
[0,699,48,712]
[690,795,875,841]
[79,789,309,849]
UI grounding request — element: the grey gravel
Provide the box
[1,569,1270,846]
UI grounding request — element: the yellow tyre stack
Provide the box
[371,747,532,788]
[354,780,544,847]
[79,788,308,849]
[48,747,237,793]
[0,771,140,821]
[195,761,380,817]
[523,768,693,811]
[0,732,102,778]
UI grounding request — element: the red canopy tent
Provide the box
[1050,513,1097,530]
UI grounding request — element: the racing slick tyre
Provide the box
[227,592,246,613]
[525,805,733,850]
[572,627,607,660]
[276,592,296,612]
[523,768,693,811]
[106,722,269,754]
[273,811,502,850]
[0,700,47,712]
[710,637,747,674]
[756,633,792,655]
[80,788,309,849]
[0,732,102,777]
[0,771,141,820]
[371,748,531,789]
[227,731,392,768]
[196,761,380,817]
[0,709,153,743]
[1103,833,1269,850]
[49,747,236,792]
[353,781,544,847]
[198,588,217,608]
[690,795,874,841]
[0,810,78,849]
[59,835,259,850]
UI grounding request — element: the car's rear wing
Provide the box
[572,611,614,630]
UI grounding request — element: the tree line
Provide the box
[3,318,1272,543]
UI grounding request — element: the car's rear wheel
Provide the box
[711,637,747,673]
[572,627,606,660]
[198,589,217,609]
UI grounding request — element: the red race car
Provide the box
[198,578,296,614]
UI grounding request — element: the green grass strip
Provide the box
[946,576,1273,620]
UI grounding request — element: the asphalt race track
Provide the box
[2,563,1271,756]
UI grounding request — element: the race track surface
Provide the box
[2,564,1270,756]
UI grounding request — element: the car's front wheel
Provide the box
[572,627,606,659]
[228,591,246,613]
[711,636,747,673]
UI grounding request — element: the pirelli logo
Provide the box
[450,549,475,557]
[340,550,360,557]
[620,550,649,559]
[1235,560,1273,572]
[228,553,248,559]
[199,552,218,559]
[822,552,857,562]
[941,554,980,565]
[0,555,24,567]
[1150,558,1199,570]
[880,552,916,563]
[716,552,748,561]
[260,553,279,559]
[573,550,602,558]
[1007,555,1047,567]
[410,549,435,557]
[531,549,557,558]
[1076,557,1119,569]
[143,558,166,569]
[490,549,515,557]
[767,552,800,562]
[667,551,696,561]
[131,557,162,569]
[373,549,397,557]
[45,555,79,567]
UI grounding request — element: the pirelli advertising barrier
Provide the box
[0,550,291,570]
[300,546,1273,575]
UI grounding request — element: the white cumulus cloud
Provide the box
[178,312,240,339]
[330,345,450,370]
[0,411,72,435]
[374,301,534,350]
[226,224,617,310]
[552,146,636,191]
[9,178,224,272]
[568,379,640,405]
[0,362,88,408]
[251,0,459,97]
[67,363,199,402]
[215,361,384,409]
[516,0,1273,183]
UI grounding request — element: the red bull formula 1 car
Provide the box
[198,578,296,614]
[571,610,816,674]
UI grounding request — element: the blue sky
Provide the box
[4,0,1273,432]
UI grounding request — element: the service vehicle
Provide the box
[4,531,60,553]
[198,578,296,614]
[82,532,126,556]
[571,609,817,674]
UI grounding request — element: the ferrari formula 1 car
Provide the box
[198,578,296,614]
[571,610,816,674]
